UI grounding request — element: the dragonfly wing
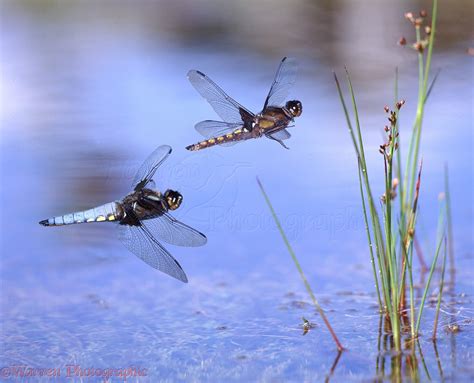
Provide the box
[195,120,242,147]
[188,69,255,123]
[263,57,298,109]
[195,120,243,138]
[132,145,172,191]
[118,222,188,283]
[143,213,207,247]
[268,128,291,141]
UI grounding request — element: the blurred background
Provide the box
[1,0,473,381]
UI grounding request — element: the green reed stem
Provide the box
[335,71,388,295]
[407,162,423,338]
[383,111,401,348]
[358,160,383,311]
[407,241,416,339]
[344,69,386,265]
[335,72,388,312]
[256,177,344,352]
[394,68,404,213]
[415,199,445,334]
[433,237,447,340]
[405,0,438,212]
[444,164,455,282]
[405,26,425,211]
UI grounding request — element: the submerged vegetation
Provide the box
[334,0,452,351]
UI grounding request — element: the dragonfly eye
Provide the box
[286,100,302,117]
[164,190,183,210]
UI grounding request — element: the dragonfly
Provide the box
[39,145,207,283]
[186,57,302,152]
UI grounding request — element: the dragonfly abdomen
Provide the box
[186,129,248,151]
[39,202,121,226]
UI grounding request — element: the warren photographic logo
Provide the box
[102,149,363,239]
[0,365,147,381]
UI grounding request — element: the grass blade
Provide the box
[425,69,441,104]
[444,164,455,284]
[415,198,445,334]
[432,237,447,339]
[256,177,344,352]
[358,160,383,311]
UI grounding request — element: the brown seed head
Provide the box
[384,125,389,132]
[398,37,407,46]
[384,105,389,113]
[414,18,423,27]
[396,99,406,109]
[420,9,427,17]
[413,42,424,53]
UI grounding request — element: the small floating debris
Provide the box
[301,317,316,335]
[446,323,461,333]
[85,293,109,309]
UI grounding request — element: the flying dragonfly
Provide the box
[186,57,302,151]
[39,145,206,283]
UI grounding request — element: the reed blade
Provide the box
[256,177,344,351]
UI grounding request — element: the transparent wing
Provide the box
[268,129,291,141]
[143,213,207,247]
[132,145,172,191]
[195,120,243,138]
[188,70,255,124]
[118,223,188,283]
[263,57,298,109]
[195,120,241,147]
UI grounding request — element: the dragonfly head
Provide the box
[164,189,183,211]
[286,100,302,118]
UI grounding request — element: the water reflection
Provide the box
[325,350,343,382]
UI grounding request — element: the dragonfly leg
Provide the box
[266,134,290,149]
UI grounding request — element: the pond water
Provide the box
[1,1,473,381]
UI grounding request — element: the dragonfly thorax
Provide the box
[132,188,182,212]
